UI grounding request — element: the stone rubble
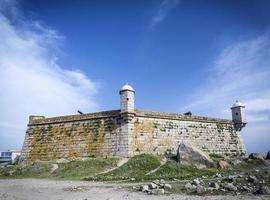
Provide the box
[137,181,172,195]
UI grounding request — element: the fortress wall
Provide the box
[21,111,124,161]
[20,109,247,161]
[131,113,246,156]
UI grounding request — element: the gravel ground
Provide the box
[0,179,269,200]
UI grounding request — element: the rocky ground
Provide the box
[0,179,269,200]
[1,149,270,199]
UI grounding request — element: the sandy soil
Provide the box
[0,179,269,200]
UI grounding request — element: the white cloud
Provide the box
[151,0,179,29]
[184,32,270,154]
[0,2,99,150]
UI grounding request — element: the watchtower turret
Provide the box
[231,100,247,131]
[119,83,135,113]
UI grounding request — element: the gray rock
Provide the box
[140,185,149,192]
[164,184,172,191]
[223,183,238,191]
[240,185,252,193]
[176,143,214,168]
[192,178,201,186]
[228,175,239,182]
[132,186,139,190]
[151,188,165,195]
[248,153,264,161]
[148,182,157,189]
[214,173,222,178]
[255,186,270,195]
[196,185,206,194]
[185,182,196,191]
[209,182,219,190]
[159,183,165,188]
[248,175,259,183]
[231,159,242,166]
[266,151,270,160]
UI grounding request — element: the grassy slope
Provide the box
[145,160,217,181]
[0,157,119,180]
[0,161,52,178]
[86,154,161,181]
[86,154,218,182]
[53,157,119,180]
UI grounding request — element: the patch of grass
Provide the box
[0,157,119,180]
[86,154,218,182]
[87,154,161,181]
[144,160,218,181]
[223,159,265,175]
[209,154,224,162]
[52,157,119,180]
[0,161,52,178]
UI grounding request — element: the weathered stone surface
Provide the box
[163,184,172,191]
[139,185,149,192]
[148,182,157,189]
[228,175,239,182]
[230,159,242,166]
[192,178,201,186]
[209,182,220,190]
[254,186,270,195]
[176,143,214,168]
[266,151,270,160]
[214,173,222,178]
[248,153,264,161]
[185,182,196,191]
[240,185,252,193]
[151,188,165,195]
[21,108,247,161]
[223,183,237,191]
[196,185,206,194]
[217,160,230,169]
[247,175,259,183]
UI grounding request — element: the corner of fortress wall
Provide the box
[20,109,247,161]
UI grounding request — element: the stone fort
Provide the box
[21,84,247,161]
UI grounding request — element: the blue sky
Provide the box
[0,0,269,154]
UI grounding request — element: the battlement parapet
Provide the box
[28,110,121,125]
[134,109,233,124]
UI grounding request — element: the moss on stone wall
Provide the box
[25,117,119,161]
[21,109,246,161]
[132,117,246,156]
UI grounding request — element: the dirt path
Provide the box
[50,163,59,173]
[146,157,167,175]
[95,158,129,175]
[0,179,268,200]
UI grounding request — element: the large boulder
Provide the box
[217,160,230,169]
[176,143,214,168]
[248,153,264,161]
[266,151,270,160]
